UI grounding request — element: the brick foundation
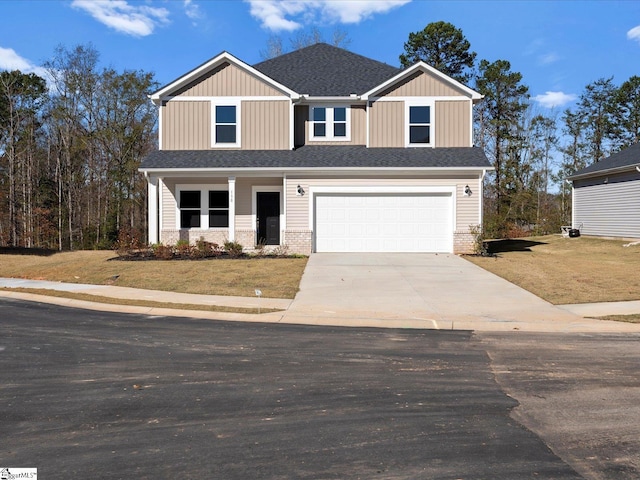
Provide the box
[160,229,228,246]
[453,231,475,254]
[283,230,312,256]
[235,230,256,249]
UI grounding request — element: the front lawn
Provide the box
[0,250,307,299]
[464,235,640,305]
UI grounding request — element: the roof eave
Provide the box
[567,163,640,181]
[362,61,483,101]
[150,51,299,105]
[139,166,494,176]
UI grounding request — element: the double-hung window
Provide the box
[310,105,350,141]
[179,188,229,229]
[406,102,434,147]
[208,191,229,228]
[179,190,201,228]
[213,102,240,147]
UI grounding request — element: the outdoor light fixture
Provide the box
[464,185,472,196]
[297,185,305,196]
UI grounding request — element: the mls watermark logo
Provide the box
[0,468,37,479]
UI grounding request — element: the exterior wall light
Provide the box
[297,185,305,196]
[464,185,472,196]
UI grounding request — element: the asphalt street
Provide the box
[0,298,599,479]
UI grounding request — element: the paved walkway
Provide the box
[1,254,639,333]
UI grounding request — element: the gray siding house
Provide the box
[140,44,492,254]
[567,142,640,238]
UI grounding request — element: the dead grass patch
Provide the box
[593,314,640,324]
[1,288,281,314]
[464,235,640,305]
[0,251,307,299]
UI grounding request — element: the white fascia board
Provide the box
[362,62,483,101]
[566,163,640,181]
[299,96,366,104]
[150,51,299,104]
[138,166,492,177]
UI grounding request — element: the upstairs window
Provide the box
[310,105,350,141]
[212,102,241,147]
[409,106,430,144]
[405,102,434,147]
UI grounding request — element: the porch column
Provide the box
[147,175,159,244]
[228,176,236,242]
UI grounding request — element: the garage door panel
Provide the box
[315,193,453,253]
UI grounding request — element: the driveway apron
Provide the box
[282,253,593,331]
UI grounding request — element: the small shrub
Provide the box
[175,239,192,257]
[224,240,244,258]
[469,224,489,256]
[152,243,173,260]
[270,243,290,257]
[113,228,144,256]
[253,239,267,257]
[194,237,222,258]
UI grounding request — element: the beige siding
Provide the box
[379,71,467,97]
[241,101,290,150]
[174,62,283,97]
[369,101,403,148]
[285,176,480,231]
[162,101,210,150]
[161,179,177,229]
[435,100,471,147]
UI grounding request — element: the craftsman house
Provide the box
[567,142,640,238]
[139,43,492,254]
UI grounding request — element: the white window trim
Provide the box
[211,100,241,148]
[405,100,435,148]
[176,184,229,230]
[309,105,351,142]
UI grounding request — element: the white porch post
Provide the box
[147,175,159,244]
[228,176,236,242]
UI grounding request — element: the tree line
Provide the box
[0,44,158,249]
[401,21,639,238]
[2,28,638,249]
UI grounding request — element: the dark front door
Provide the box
[257,192,280,245]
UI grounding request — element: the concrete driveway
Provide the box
[282,253,627,332]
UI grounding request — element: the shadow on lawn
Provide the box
[486,239,547,254]
[0,247,57,256]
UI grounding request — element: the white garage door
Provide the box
[315,193,453,253]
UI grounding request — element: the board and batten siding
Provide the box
[173,62,283,97]
[369,101,404,148]
[377,71,467,98]
[573,172,640,238]
[162,101,211,150]
[285,176,480,231]
[241,101,290,150]
[435,100,471,147]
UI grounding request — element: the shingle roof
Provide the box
[568,142,640,179]
[140,146,491,170]
[253,43,401,96]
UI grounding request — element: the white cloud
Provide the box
[628,24,640,44]
[71,0,169,37]
[538,52,559,65]
[0,46,49,79]
[533,91,577,108]
[184,0,203,22]
[246,0,410,32]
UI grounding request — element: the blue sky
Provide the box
[1,0,639,111]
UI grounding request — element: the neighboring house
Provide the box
[139,43,492,254]
[567,142,640,239]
